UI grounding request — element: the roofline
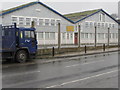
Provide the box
[101,9,119,24]
[74,9,101,23]
[0,2,118,24]
[74,9,119,24]
[0,1,74,24]
[37,2,74,24]
[0,2,37,16]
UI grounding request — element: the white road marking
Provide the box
[46,69,118,88]
[3,70,41,78]
[65,60,105,68]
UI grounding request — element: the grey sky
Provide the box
[0,0,119,15]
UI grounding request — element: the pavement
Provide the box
[2,51,119,88]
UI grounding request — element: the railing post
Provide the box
[52,47,55,57]
[108,27,110,47]
[78,25,81,48]
[103,44,105,51]
[85,45,87,53]
[58,23,61,50]
[94,26,97,48]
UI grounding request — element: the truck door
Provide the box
[19,30,37,54]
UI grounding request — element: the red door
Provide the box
[74,33,78,45]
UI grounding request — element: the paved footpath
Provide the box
[55,47,119,58]
[35,47,120,64]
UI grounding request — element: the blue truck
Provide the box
[0,23,37,63]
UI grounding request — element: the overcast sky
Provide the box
[0,0,119,15]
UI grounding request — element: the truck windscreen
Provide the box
[25,31,35,39]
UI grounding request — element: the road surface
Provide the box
[2,52,119,88]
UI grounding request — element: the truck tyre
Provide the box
[16,50,28,63]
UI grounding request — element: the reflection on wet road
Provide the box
[2,52,119,88]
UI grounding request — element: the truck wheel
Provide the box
[16,50,28,63]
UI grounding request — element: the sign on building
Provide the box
[66,26,74,31]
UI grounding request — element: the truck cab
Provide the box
[1,23,37,63]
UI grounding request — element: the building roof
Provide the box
[64,9,101,22]
[64,9,119,24]
[0,1,74,24]
[0,2,119,24]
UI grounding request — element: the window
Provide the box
[12,17,17,24]
[109,33,112,39]
[26,18,31,25]
[101,33,104,39]
[70,33,73,39]
[105,33,108,38]
[112,24,115,28]
[32,18,37,25]
[85,22,89,28]
[38,32,44,39]
[98,33,101,39]
[51,19,55,26]
[109,24,111,28]
[20,31,23,38]
[45,19,49,26]
[85,33,89,38]
[100,13,105,22]
[31,31,35,38]
[62,33,66,39]
[39,19,43,26]
[56,20,61,25]
[67,33,69,39]
[112,33,115,39]
[105,23,108,28]
[19,17,24,25]
[116,33,118,38]
[90,22,93,28]
[89,33,93,38]
[102,23,104,28]
[25,31,31,38]
[45,32,49,39]
[50,32,55,39]
[81,33,84,38]
[97,23,100,28]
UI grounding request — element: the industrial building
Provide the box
[0,1,119,46]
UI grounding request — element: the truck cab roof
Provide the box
[19,27,36,31]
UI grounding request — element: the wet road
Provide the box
[2,52,119,88]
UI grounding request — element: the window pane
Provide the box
[32,18,37,25]
[45,32,49,39]
[19,17,24,25]
[85,22,89,28]
[26,18,31,25]
[38,32,43,39]
[12,17,17,24]
[62,33,66,39]
[51,19,55,26]
[56,20,61,25]
[31,31,35,38]
[45,19,49,26]
[50,32,55,39]
[25,31,31,38]
[70,33,73,39]
[39,19,43,26]
[67,33,69,39]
